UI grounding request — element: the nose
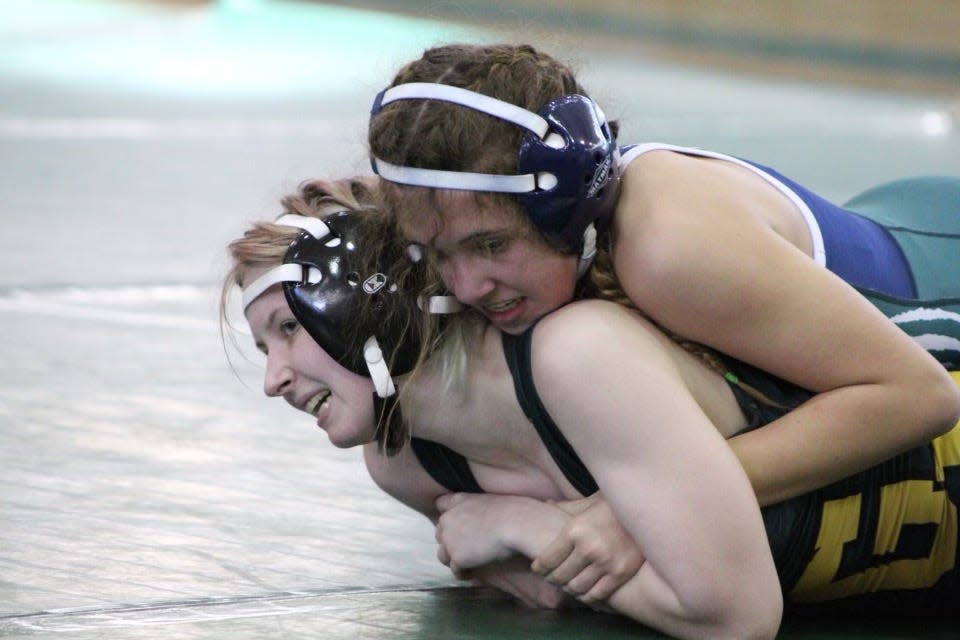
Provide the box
[263,351,294,398]
[443,255,495,306]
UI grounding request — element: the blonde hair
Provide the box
[220,176,443,454]
[220,177,377,323]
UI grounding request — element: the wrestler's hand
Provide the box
[530,493,646,603]
[435,493,569,578]
[435,493,522,575]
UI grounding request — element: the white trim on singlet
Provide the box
[619,143,826,267]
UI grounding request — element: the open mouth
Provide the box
[304,390,331,416]
[485,297,522,313]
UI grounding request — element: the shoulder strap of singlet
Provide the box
[501,329,599,496]
[409,437,483,494]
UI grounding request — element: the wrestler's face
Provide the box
[402,192,578,334]
[245,278,376,449]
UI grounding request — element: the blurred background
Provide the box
[1,1,957,637]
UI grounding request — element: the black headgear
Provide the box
[369,82,620,272]
[241,211,419,398]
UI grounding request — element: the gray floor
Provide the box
[1,0,958,637]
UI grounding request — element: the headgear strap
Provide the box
[370,82,620,272]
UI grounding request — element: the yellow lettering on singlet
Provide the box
[790,383,960,603]
[791,481,957,601]
[790,494,861,600]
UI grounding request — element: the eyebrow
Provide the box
[250,307,281,346]
[457,229,504,247]
[266,307,281,330]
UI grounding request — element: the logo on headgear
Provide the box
[363,273,388,294]
[587,155,612,199]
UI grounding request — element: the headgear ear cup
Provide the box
[241,211,422,385]
[515,94,619,252]
[282,211,421,378]
[240,210,438,455]
[370,84,621,255]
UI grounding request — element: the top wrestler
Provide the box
[366,43,960,508]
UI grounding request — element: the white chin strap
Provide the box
[576,223,597,279]
[363,336,396,398]
[418,295,463,314]
[405,243,465,315]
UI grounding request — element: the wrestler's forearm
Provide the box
[604,564,779,640]
[490,496,571,559]
[728,379,959,506]
[490,498,778,638]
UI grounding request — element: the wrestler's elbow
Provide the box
[692,580,782,640]
[718,594,782,640]
[614,565,783,640]
[916,365,960,439]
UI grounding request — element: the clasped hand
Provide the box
[435,492,645,606]
[532,493,646,603]
[435,493,526,576]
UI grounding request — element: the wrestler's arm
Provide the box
[613,153,960,506]
[361,443,569,609]
[437,491,643,604]
[529,493,646,602]
[529,301,781,638]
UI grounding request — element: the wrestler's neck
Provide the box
[398,323,521,449]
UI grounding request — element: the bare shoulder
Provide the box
[614,153,728,283]
[363,442,445,519]
[620,148,716,206]
[533,299,641,343]
[618,148,787,240]
[530,300,673,386]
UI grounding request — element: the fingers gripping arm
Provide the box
[531,493,646,603]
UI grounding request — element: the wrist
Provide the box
[500,497,569,558]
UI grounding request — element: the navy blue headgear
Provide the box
[369,83,620,269]
[241,211,420,398]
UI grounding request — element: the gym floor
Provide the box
[1,1,957,637]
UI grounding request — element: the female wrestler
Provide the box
[366,43,960,508]
[223,178,960,639]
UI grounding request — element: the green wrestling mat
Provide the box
[3,586,955,638]
[2,1,958,638]
[845,176,960,369]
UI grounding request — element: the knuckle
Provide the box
[579,543,604,562]
[566,522,590,541]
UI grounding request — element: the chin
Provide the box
[327,428,375,450]
[497,319,533,335]
[328,434,362,449]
